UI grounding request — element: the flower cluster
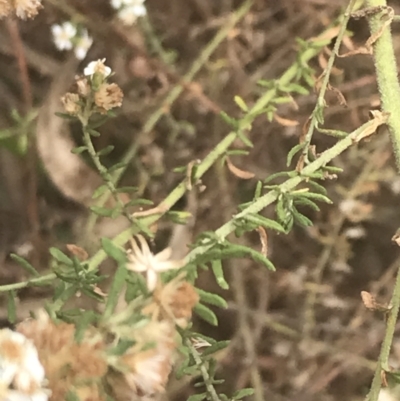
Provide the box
[62,59,123,117]
[51,22,93,60]
[0,0,42,19]
[8,238,199,401]
[110,0,146,26]
[0,328,49,400]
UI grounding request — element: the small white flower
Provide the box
[51,22,76,51]
[343,225,366,239]
[127,235,185,292]
[83,59,112,78]
[0,329,47,398]
[4,390,49,401]
[118,4,146,25]
[110,0,123,8]
[74,29,93,60]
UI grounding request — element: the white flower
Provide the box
[83,59,112,78]
[127,235,185,292]
[4,390,48,401]
[51,22,76,51]
[0,329,48,400]
[74,29,93,60]
[110,0,123,8]
[118,3,146,25]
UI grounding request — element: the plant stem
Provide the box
[186,338,221,401]
[301,0,357,163]
[0,116,385,293]
[366,0,400,170]
[366,264,400,401]
[85,0,253,233]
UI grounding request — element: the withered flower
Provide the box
[94,83,124,112]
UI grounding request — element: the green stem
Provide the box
[302,0,357,163]
[366,265,400,401]
[186,338,221,401]
[85,0,253,233]
[0,117,384,293]
[186,116,386,262]
[366,0,400,170]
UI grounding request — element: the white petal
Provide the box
[154,247,172,262]
[146,270,158,292]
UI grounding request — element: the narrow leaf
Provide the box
[103,265,127,319]
[10,254,39,277]
[49,248,73,266]
[196,288,228,309]
[101,238,127,264]
[7,291,16,324]
[194,303,218,326]
[211,260,229,289]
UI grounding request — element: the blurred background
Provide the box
[2,0,400,400]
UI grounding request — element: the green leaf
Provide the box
[264,171,295,185]
[10,254,39,277]
[7,291,16,324]
[307,180,328,195]
[103,265,127,320]
[286,143,305,167]
[233,388,255,400]
[126,198,154,207]
[322,165,343,174]
[292,207,313,227]
[292,191,332,204]
[49,248,73,266]
[220,111,239,129]
[166,211,192,225]
[194,303,218,326]
[253,181,263,199]
[90,206,114,217]
[234,96,248,112]
[71,146,88,154]
[237,130,253,148]
[187,394,207,401]
[92,184,109,199]
[97,145,115,156]
[115,186,138,193]
[196,289,227,309]
[108,161,128,173]
[87,128,101,137]
[211,260,229,290]
[74,311,98,343]
[285,83,309,95]
[241,214,286,233]
[227,149,250,156]
[293,197,320,211]
[202,340,230,357]
[54,112,76,120]
[101,238,127,264]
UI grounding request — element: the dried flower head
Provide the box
[0,328,49,400]
[17,311,107,401]
[108,321,176,399]
[144,273,199,326]
[61,92,81,116]
[127,235,186,292]
[94,83,123,112]
[0,0,12,18]
[14,0,42,19]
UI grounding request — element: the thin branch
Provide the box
[301,0,358,163]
